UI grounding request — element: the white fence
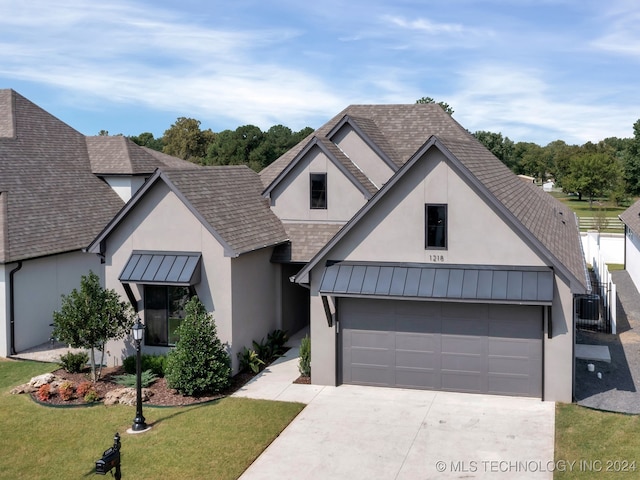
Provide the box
[581,232,619,334]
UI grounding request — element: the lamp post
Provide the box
[130,318,149,432]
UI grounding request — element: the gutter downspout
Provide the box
[9,261,22,355]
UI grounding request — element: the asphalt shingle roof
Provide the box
[156,167,289,256]
[619,200,640,236]
[0,89,195,263]
[261,103,588,291]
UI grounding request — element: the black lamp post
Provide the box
[131,318,148,432]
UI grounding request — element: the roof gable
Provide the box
[619,199,640,236]
[262,136,378,200]
[295,136,588,293]
[88,166,288,257]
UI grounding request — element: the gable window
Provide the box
[310,173,327,209]
[425,204,447,249]
[144,285,195,346]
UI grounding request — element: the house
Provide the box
[2,91,588,402]
[0,89,196,357]
[86,167,288,372]
[619,200,640,292]
[261,105,589,402]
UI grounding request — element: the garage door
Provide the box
[340,299,542,397]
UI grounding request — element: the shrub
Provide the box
[76,381,94,398]
[123,354,167,377]
[238,347,264,373]
[298,334,310,377]
[267,329,288,357]
[252,338,273,364]
[113,370,157,388]
[83,389,100,403]
[59,351,89,374]
[37,384,52,402]
[165,297,231,396]
[58,381,75,401]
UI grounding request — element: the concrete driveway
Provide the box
[234,338,555,480]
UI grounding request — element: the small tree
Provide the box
[52,271,135,381]
[165,297,231,396]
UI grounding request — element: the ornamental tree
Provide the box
[165,296,231,396]
[52,271,136,381]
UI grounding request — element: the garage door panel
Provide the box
[341,299,542,398]
[441,353,483,372]
[396,369,437,389]
[441,371,484,392]
[442,335,484,355]
[396,350,437,369]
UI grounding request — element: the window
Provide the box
[425,204,447,249]
[144,285,195,346]
[310,173,327,209]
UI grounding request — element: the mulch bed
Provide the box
[35,366,260,407]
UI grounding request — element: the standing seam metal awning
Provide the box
[318,262,554,305]
[119,252,202,285]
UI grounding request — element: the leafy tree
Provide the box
[473,131,515,169]
[162,117,216,163]
[52,271,136,381]
[129,132,164,152]
[623,120,640,195]
[562,152,621,205]
[165,297,231,395]
[415,96,454,115]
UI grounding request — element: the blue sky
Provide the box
[1,0,638,145]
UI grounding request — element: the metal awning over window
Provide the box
[119,252,202,285]
[319,262,554,305]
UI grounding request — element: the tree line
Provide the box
[127,118,313,172]
[123,99,640,206]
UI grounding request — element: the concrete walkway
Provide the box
[234,330,555,480]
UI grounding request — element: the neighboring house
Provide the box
[261,104,589,402]
[619,200,640,292]
[0,89,196,357]
[86,167,288,372]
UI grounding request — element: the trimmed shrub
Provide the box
[165,297,231,396]
[123,354,167,377]
[37,384,52,402]
[298,334,310,377]
[59,351,89,374]
[113,370,157,388]
[58,381,75,401]
[83,389,99,403]
[76,381,94,398]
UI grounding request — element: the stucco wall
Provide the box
[230,247,279,372]
[625,229,640,293]
[305,147,576,401]
[269,146,368,222]
[10,251,104,354]
[544,277,574,402]
[0,265,7,357]
[104,176,147,202]
[331,125,394,189]
[101,181,233,364]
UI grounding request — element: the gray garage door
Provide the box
[340,299,542,397]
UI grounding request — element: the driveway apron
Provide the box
[234,344,555,480]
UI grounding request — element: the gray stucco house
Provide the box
[260,105,589,402]
[0,89,196,358]
[2,91,588,402]
[619,200,640,292]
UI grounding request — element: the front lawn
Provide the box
[0,359,304,480]
[555,403,640,479]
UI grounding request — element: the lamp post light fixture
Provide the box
[130,317,150,433]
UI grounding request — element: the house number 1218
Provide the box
[429,254,445,262]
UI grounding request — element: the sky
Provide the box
[0,0,638,145]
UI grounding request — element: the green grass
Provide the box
[549,192,628,219]
[606,263,625,271]
[555,403,640,479]
[0,359,304,480]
